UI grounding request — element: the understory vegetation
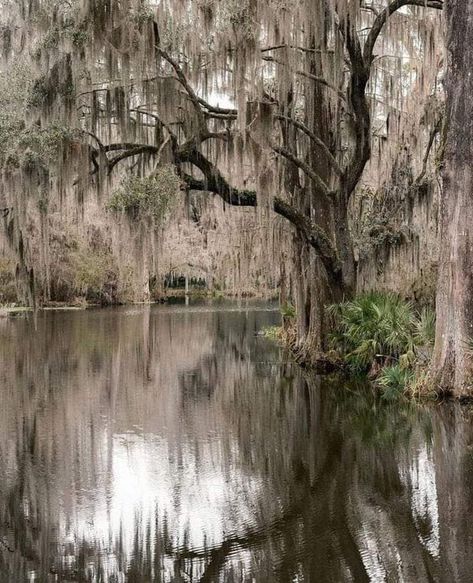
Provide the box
[263,292,436,400]
[329,292,435,399]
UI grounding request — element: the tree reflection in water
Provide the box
[0,303,472,582]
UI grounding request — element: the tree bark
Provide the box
[431,0,473,396]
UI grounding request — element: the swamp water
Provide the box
[0,302,472,582]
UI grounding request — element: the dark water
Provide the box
[1,302,473,582]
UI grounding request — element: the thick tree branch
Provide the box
[343,23,372,200]
[195,96,237,116]
[107,145,158,173]
[176,147,341,277]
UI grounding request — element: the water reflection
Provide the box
[0,302,472,582]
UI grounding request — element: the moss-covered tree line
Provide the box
[1,0,472,394]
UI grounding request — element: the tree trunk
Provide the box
[431,0,473,396]
[288,33,358,363]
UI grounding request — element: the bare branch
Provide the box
[262,56,346,102]
[156,46,207,130]
[415,116,442,184]
[271,144,332,197]
[275,115,343,176]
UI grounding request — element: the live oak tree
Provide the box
[0,0,443,361]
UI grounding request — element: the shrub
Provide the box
[376,365,413,400]
[329,292,417,372]
[413,306,436,348]
[262,325,282,341]
[70,248,118,304]
[329,292,436,398]
[0,257,17,304]
[280,301,296,319]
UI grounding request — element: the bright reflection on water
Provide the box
[0,301,472,582]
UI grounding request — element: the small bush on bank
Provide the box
[280,301,296,319]
[376,365,414,400]
[70,247,119,304]
[329,292,435,398]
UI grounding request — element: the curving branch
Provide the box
[176,146,342,277]
[107,145,158,174]
[363,0,444,67]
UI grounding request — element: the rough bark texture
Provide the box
[431,0,473,396]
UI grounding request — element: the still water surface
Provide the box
[0,301,472,582]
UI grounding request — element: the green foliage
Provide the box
[107,166,181,223]
[280,301,296,319]
[376,365,413,401]
[329,292,436,398]
[65,247,125,305]
[0,258,17,305]
[39,19,90,51]
[329,292,417,371]
[262,325,282,341]
[18,125,77,170]
[413,307,436,348]
[0,60,76,169]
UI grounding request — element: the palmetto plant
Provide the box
[413,307,436,348]
[329,292,417,371]
[329,293,437,397]
[376,365,414,401]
